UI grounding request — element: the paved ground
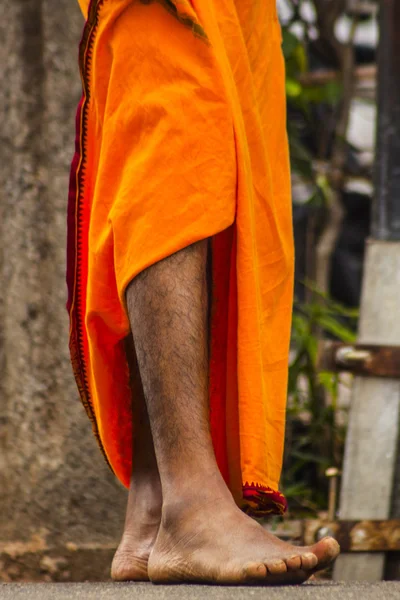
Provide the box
[0,582,399,600]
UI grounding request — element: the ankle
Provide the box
[160,459,227,494]
[126,475,162,522]
[161,477,235,526]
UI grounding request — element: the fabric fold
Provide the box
[68,0,294,515]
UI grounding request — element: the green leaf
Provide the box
[302,81,342,105]
[283,483,311,498]
[286,78,303,98]
[294,44,308,74]
[324,80,343,104]
[306,187,326,208]
[282,29,301,59]
[291,450,330,466]
[317,315,357,342]
[318,371,339,398]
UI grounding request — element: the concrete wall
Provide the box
[0,0,126,581]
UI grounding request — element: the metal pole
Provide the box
[373,0,400,240]
[334,1,400,581]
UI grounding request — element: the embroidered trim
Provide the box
[242,482,287,516]
[67,0,111,469]
[67,0,207,474]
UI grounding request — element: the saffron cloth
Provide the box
[68,0,294,515]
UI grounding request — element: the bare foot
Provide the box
[112,522,159,581]
[112,335,162,582]
[148,497,340,584]
[111,477,162,581]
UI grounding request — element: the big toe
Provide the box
[311,537,340,569]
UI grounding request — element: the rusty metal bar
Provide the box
[318,340,400,377]
[304,519,400,553]
[263,518,400,553]
[372,0,400,240]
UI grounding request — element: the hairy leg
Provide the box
[111,336,162,581]
[124,240,339,584]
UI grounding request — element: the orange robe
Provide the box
[68,0,294,515]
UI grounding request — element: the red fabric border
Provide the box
[243,482,288,516]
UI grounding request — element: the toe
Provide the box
[243,562,267,581]
[311,537,340,569]
[285,555,302,571]
[265,559,287,575]
[299,552,318,570]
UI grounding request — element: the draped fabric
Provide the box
[68,0,294,515]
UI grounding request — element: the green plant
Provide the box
[282,25,342,211]
[283,290,358,514]
[278,1,365,515]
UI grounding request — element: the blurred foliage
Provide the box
[283,290,358,513]
[282,23,342,208]
[279,1,363,513]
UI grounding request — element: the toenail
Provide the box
[303,553,318,566]
[267,560,286,574]
[257,564,266,574]
[286,555,301,568]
